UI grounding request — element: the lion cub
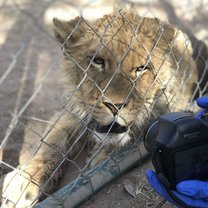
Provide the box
[2,11,198,207]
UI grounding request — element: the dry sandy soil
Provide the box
[0,0,207,207]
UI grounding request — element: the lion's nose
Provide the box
[103,102,126,116]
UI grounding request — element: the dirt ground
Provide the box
[0,0,207,207]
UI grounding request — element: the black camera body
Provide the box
[145,111,208,189]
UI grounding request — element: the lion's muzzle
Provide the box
[103,102,126,116]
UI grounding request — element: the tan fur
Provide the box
[3,11,199,207]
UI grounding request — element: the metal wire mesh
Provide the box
[0,0,208,208]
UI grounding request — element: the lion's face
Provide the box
[53,12,196,142]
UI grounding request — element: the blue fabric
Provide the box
[146,170,182,207]
[196,97,208,119]
[146,97,208,208]
[197,97,208,109]
[177,180,208,199]
[146,170,208,208]
[196,109,207,119]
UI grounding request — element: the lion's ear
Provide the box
[53,16,86,45]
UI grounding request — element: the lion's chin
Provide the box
[95,122,128,134]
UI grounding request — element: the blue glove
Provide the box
[146,170,208,208]
[197,97,208,109]
[146,97,208,208]
[196,97,208,120]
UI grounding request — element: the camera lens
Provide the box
[144,120,159,153]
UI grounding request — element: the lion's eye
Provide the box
[93,57,105,66]
[135,65,150,77]
[88,56,105,71]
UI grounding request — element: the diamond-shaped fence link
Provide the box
[0,0,207,208]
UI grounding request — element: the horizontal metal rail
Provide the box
[36,142,149,208]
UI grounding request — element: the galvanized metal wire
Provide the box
[0,0,207,208]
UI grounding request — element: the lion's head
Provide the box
[53,11,197,145]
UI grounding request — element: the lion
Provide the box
[2,11,198,207]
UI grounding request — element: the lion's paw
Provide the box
[1,169,39,208]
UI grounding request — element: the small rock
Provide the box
[106,187,112,194]
[124,183,136,198]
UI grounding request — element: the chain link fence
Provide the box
[0,0,208,207]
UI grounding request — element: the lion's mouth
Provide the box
[95,122,128,134]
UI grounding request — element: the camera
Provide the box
[144,111,208,189]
